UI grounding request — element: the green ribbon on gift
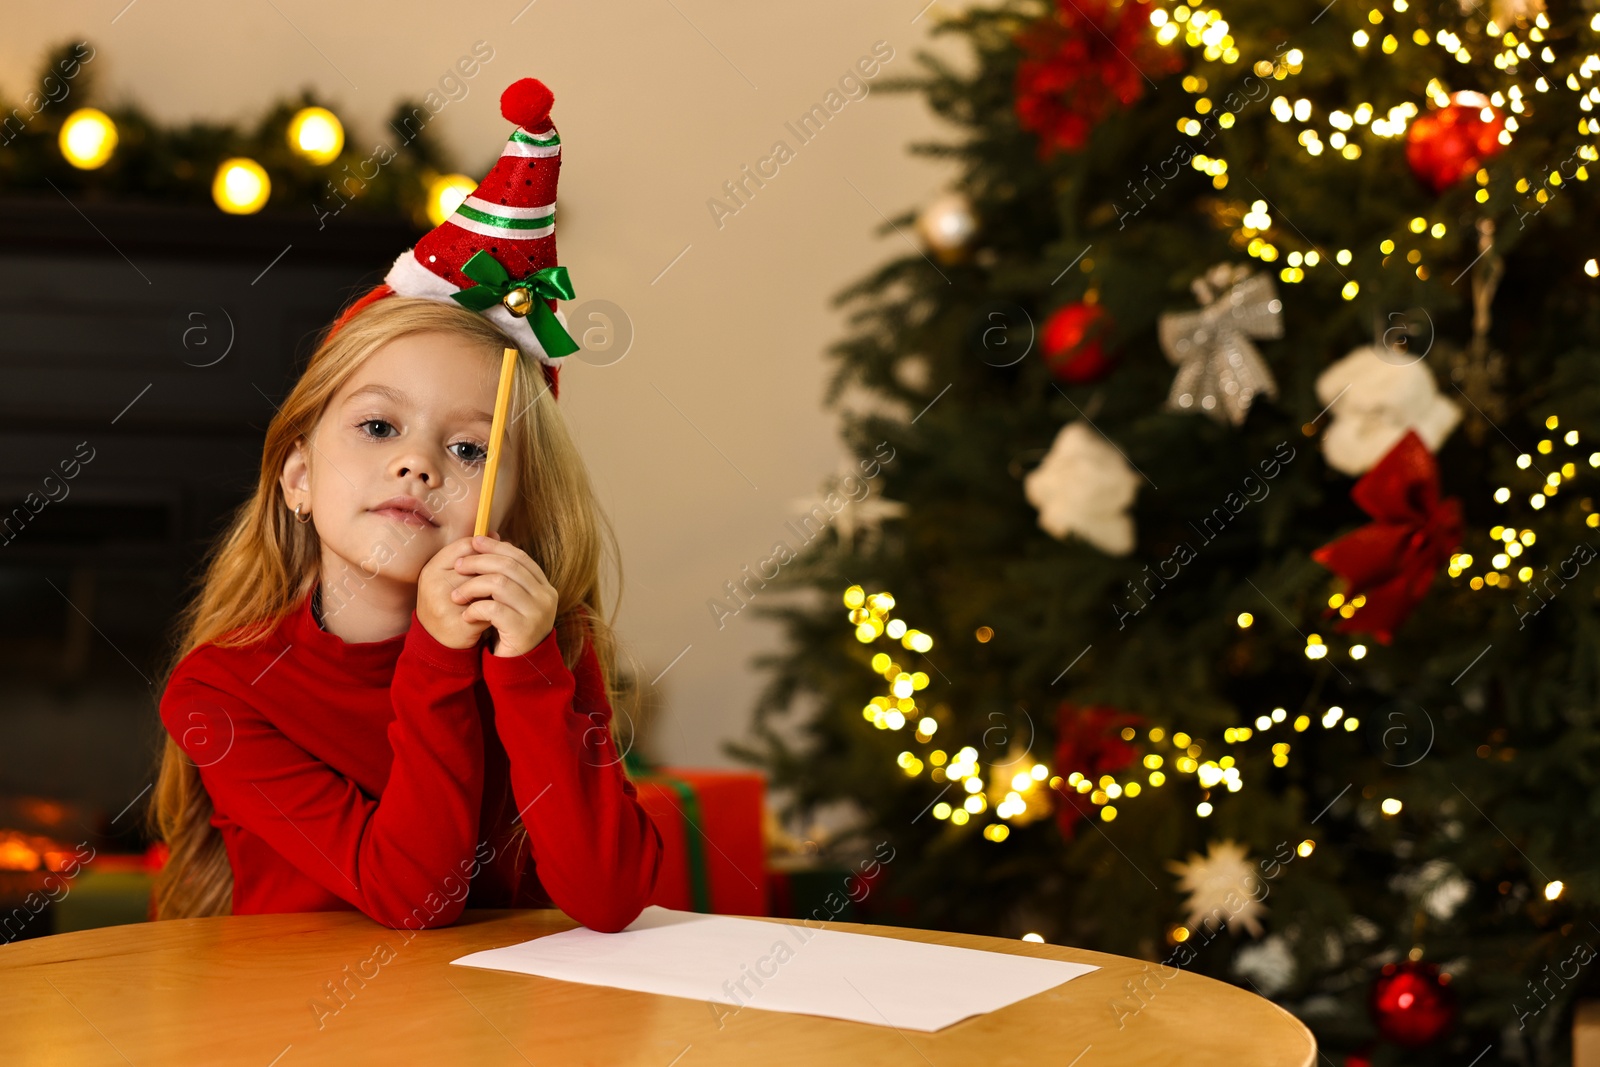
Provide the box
[624,750,712,914]
[450,249,580,359]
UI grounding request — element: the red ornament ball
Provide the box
[1041,302,1115,384]
[1405,91,1506,194]
[1369,961,1457,1047]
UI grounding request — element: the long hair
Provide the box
[146,295,630,920]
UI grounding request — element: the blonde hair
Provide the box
[146,295,629,920]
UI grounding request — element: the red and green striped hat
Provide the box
[327,77,578,399]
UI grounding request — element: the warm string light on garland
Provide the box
[57,105,348,214]
[844,585,1361,840]
[1142,0,1600,283]
[1236,605,1371,663]
[58,108,117,170]
[1449,413,1598,591]
[46,101,475,221]
[287,106,345,164]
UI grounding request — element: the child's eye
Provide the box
[358,419,398,439]
[360,419,483,463]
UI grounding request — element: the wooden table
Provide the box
[0,910,1316,1066]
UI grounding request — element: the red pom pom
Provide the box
[501,78,555,128]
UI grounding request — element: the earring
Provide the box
[294,503,312,524]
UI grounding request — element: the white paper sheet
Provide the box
[450,906,1098,1032]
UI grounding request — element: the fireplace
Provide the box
[0,193,418,937]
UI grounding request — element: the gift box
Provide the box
[766,856,863,923]
[54,847,164,932]
[631,767,767,916]
[55,869,156,933]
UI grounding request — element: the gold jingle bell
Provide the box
[502,287,535,318]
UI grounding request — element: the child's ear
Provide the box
[279,440,310,509]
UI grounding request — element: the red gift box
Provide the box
[633,768,766,916]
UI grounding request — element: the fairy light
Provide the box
[213,158,271,214]
[1460,416,1596,590]
[287,106,344,164]
[846,584,1368,839]
[59,108,118,169]
[426,173,479,226]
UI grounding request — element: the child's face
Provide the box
[281,330,519,585]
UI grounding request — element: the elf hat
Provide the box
[324,77,579,400]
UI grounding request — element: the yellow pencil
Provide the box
[474,346,519,537]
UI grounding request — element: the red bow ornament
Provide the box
[1051,703,1143,840]
[1312,431,1461,644]
[1012,0,1182,158]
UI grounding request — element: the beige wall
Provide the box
[3,1,962,768]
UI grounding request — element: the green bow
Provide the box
[450,249,579,358]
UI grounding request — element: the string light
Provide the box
[59,108,117,169]
[212,158,271,214]
[845,584,1364,840]
[1455,414,1594,592]
[426,173,478,226]
[287,106,344,164]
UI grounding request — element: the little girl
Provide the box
[147,77,662,933]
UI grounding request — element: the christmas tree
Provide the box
[734,0,1600,1061]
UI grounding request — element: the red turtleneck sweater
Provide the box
[158,592,661,933]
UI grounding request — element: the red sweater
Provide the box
[158,590,662,932]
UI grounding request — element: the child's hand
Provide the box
[417,537,493,649]
[449,534,558,658]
